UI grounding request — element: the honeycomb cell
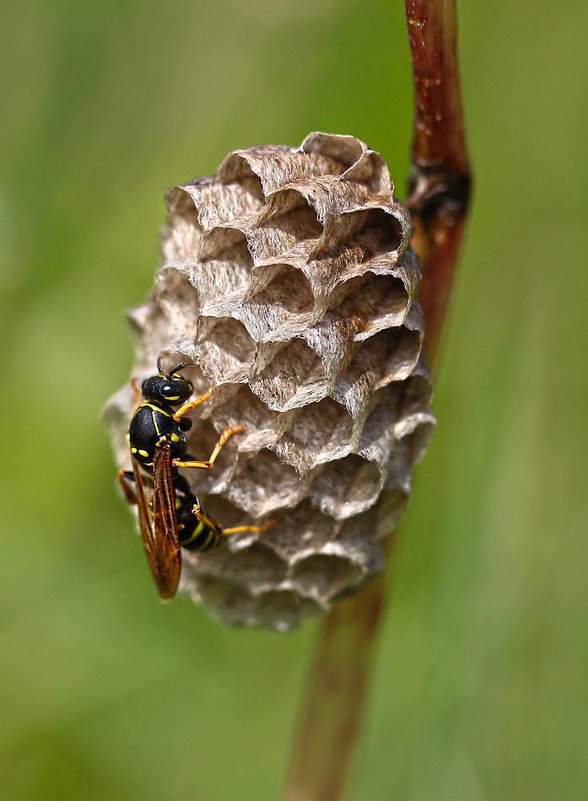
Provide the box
[333,507,379,558]
[355,207,405,258]
[184,417,241,496]
[236,264,315,341]
[248,202,323,262]
[191,542,287,589]
[254,590,324,631]
[301,132,364,171]
[300,132,390,193]
[356,326,422,389]
[211,385,280,454]
[152,266,200,342]
[260,500,335,562]
[308,454,383,520]
[161,186,203,261]
[221,145,343,195]
[249,338,328,411]
[290,554,364,600]
[274,396,355,472]
[185,575,258,627]
[217,154,266,199]
[396,416,435,466]
[227,449,304,516]
[195,316,256,384]
[195,233,254,311]
[335,273,410,340]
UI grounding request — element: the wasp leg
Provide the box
[173,388,215,422]
[222,519,275,536]
[131,377,141,407]
[117,468,137,505]
[190,499,221,532]
[172,424,245,470]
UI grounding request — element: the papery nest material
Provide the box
[105,132,435,630]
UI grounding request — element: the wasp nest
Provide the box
[106,132,434,630]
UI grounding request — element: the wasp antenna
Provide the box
[156,355,165,374]
[169,361,191,375]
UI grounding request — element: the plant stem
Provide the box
[281,3,472,800]
[405,0,472,359]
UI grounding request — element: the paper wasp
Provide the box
[118,358,273,600]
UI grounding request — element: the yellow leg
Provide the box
[131,377,141,407]
[173,388,215,422]
[222,519,275,536]
[173,424,245,470]
[117,468,136,505]
[190,500,221,532]
[191,499,274,537]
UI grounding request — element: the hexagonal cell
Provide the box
[308,454,383,520]
[383,371,433,421]
[247,201,323,262]
[184,575,259,627]
[152,266,200,341]
[221,145,345,197]
[384,420,436,496]
[260,500,336,562]
[397,417,435,466]
[300,312,361,381]
[333,507,379,558]
[240,264,315,341]
[161,187,203,261]
[289,553,364,601]
[331,335,399,420]
[356,400,398,467]
[254,589,324,631]
[331,273,409,341]
[249,338,328,412]
[190,542,287,590]
[211,385,280,453]
[165,177,262,236]
[226,449,304,516]
[217,153,266,200]
[195,316,256,384]
[342,150,391,194]
[184,417,241,496]
[355,207,404,259]
[274,397,355,472]
[357,326,422,388]
[376,488,410,538]
[301,132,365,172]
[187,177,264,230]
[195,233,254,309]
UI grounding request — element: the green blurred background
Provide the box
[1,1,587,799]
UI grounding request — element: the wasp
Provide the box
[118,358,272,600]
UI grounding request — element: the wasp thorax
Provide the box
[105,132,434,630]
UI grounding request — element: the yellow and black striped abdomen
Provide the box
[176,496,222,552]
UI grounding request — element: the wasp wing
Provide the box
[132,443,181,600]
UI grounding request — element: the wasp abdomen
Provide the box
[176,496,222,552]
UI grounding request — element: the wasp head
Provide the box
[142,360,194,406]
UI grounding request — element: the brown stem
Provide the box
[281,3,472,800]
[405,0,472,358]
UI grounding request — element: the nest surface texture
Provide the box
[106,132,434,630]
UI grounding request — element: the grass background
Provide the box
[1,1,587,799]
